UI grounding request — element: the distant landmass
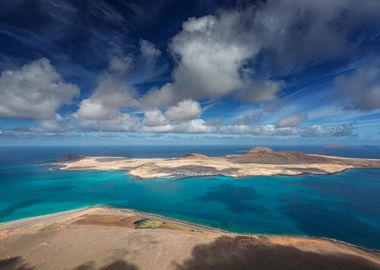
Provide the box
[55,147,380,179]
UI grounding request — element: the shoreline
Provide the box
[2,148,380,269]
[1,205,379,253]
[54,147,380,179]
[1,206,379,270]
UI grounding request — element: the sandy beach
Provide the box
[0,206,380,270]
[55,147,380,179]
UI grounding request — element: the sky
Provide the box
[0,0,380,146]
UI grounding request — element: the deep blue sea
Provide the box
[0,145,379,250]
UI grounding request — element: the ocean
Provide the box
[0,145,379,250]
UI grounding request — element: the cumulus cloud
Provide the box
[335,62,380,111]
[143,119,213,133]
[72,37,167,132]
[36,120,65,132]
[176,119,213,133]
[141,99,206,132]
[78,113,140,132]
[4,1,377,139]
[141,10,263,107]
[109,56,133,75]
[141,0,380,108]
[140,39,161,62]
[74,44,166,132]
[76,74,138,121]
[0,58,79,119]
[300,124,354,137]
[142,109,169,127]
[31,115,70,133]
[164,99,201,122]
[74,57,141,132]
[275,113,307,128]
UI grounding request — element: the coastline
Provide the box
[2,148,380,269]
[0,205,224,233]
[0,206,91,226]
[1,205,379,253]
[1,206,379,270]
[54,147,380,179]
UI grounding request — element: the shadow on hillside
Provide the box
[0,257,138,270]
[73,260,138,270]
[3,237,379,270]
[0,256,34,270]
[175,236,380,270]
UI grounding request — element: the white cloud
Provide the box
[335,62,380,111]
[140,84,177,109]
[140,40,161,62]
[300,124,354,137]
[74,48,167,132]
[37,120,65,132]
[141,10,263,107]
[176,119,213,133]
[5,1,378,139]
[220,124,253,134]
[76,73,138,121]
[31,115,69,133]
[74,61,141,132]
[169,13,256,97]
[142,119,213,133]
[142,109,169,127]
[140,0,380,108]
[251,125,295,136]
[78,113,140,132]
[275,113,307,128]
[164,99,201,122]
[237,80,283,104]
[143,124,175,133]
[140,99,209,133]
[0,58,79,119]
[219,123,295,136]
[252,124,296,136]
[109,56,133,75]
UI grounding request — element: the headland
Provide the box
[1,206,379,270]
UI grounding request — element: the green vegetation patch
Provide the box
[133,218,163,229]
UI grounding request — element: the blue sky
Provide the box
[0,0,379,145]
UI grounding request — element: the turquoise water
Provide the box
[0,146,380,250]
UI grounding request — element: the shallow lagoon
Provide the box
[0,146,379,250]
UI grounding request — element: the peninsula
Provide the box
[1,207,380,270]
[55,147,380,179]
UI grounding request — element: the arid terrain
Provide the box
[0,207,379,270]
[55,147,380,179]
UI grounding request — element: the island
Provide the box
[1,207,379,270]
[54,147,380,179]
